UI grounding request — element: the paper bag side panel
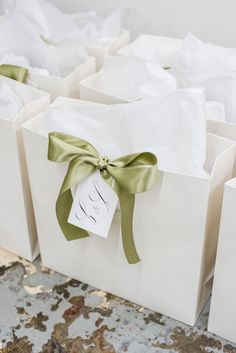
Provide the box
[196,140,235,321]
[0,76,48,105]
[15,95,50,260]
[208,179,236,343]
[28,74,67,102]
[108,30,130,55]
[29,58,97,101]
[63,57,96,100]
[207,119,236,176]
[207,120,236,142]
[79,73,126,104]
[0,119,33,260]
[23,128,67,260]
[133,172,210,325]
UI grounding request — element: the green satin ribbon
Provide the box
[0,64,28,83]
[48,132,159,264]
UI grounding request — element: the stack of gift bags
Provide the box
[0,0,129,259]
[1,0,236,342]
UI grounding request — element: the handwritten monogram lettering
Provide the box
[89,179,110,211]
[76,200,97,224]
[68,171,118,238]
[75,178,110,226]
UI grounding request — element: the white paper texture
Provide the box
[68,9,123,48]
[40,89,207,176]
[167,33,236,123]
[121,33,236,123]
[100,56,176,101]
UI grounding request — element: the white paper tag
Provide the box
[68,171,118,238]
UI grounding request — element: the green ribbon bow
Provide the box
[48,132,159,264]
[0,64,28,83]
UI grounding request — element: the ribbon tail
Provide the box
[119,191,140,264]
[56,190,89,241]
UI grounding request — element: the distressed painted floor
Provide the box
[0,249,235,353]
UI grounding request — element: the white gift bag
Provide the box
[120,34,236,175]
[208,177,236,343]
[5,0,129,72]
[80,56,176,104]
[120,34,236,120]
[0,10,83,76]
[181,34,236,175]
[23,97,235,325]
[28,56,96,102]
[207,120,236,175]
[176,35,236,175]
[120,33,236,122]
[0,1,96,101]
[0,76,50,261]
[0,25,96,101]
[0,50,96,102]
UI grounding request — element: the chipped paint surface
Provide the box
[0,248,235,353]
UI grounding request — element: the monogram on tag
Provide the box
[68,171,118,238]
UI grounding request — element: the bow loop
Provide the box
[48,132,159,264]
[48,132,99,163]
[109,153,158,194]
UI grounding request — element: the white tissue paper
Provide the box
[183,33,236,67]
[167,33,236,123]
[0,51,29,69]
[41,88,206,176]
[32,38,88,77]
[0,79,22,119]
[0,50,49,77]
[206,101,226,122]
[122,38,178,66]
[3,0,81,42]
[0,0,88,77]
[69,9,123,48]
[99,56,176,101]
